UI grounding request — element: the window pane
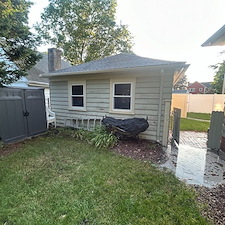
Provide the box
[114,97,130,109]
[72,85,83,95]
[115,84,131,96]
[72,97,84,107]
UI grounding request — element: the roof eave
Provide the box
[173,64,190,85]
[28,81,49,88]
[201,25,225,47]
[40,63,187,78]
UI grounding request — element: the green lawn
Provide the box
[180,118,210,132]
[0,134,209,225]
[187,112,211,121]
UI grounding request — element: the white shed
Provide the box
[41,53,189,146]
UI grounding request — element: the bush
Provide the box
[53,127,117,149]
[90,128,117,148]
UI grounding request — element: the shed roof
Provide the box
[41,53,187,78]
[202,25,225,47]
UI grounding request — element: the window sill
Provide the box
[109,110,135,115]
[68,107,86,112]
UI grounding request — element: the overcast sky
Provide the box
[29,0,225,83]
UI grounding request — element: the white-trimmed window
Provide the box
[110,80,135,113]
[69,81,86,110]
[189,88,195,92]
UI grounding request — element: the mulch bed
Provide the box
[194,184,225,225]
[112,138,167,164]
[1,136,225,224]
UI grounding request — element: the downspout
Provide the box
[157,69,164,142]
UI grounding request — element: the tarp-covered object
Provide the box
[102,117,149,136]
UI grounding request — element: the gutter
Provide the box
[156,69,164,142]
[28,81,49,88]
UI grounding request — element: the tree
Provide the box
[35,0,133,65]
[173,74,188,90]
[0,0,41,85]
[211,60,225,93]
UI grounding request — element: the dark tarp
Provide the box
[102,117,149,135]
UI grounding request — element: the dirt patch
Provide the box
[0,136,40,157]
[112,138,167,164]
[0,141,25,157]
[194,184,225,225]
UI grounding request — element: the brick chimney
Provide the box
[48,48,62,72]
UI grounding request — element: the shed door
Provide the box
[0,88,28,143]
[25,89,47,136]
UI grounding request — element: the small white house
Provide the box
[41,53,189,146]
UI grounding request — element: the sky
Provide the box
[28,0,225,83]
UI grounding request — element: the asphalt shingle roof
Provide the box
[27,53,71,83]
[50,53,186,75]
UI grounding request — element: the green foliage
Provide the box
[187,113,211,121]
[0,136,209,224]
[0,0,41,85]
[90,127,117,148]
[173,74,188,90]
[211,60,225,93]
[180,118,210,132]
[36,0,133,65]
[72,128,89,141]
[0,141,4,149]
[52,127,117,148]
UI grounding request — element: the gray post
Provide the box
[207,111,224,149]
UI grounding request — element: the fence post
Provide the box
[162,100,171,146]
[207,111,224,149]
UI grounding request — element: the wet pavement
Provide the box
[161,131,225,187]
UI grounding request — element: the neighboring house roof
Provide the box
[201,82,212,88]
[27,53,71,84]
[172,90,189,94]
[188,81,203,87]
[42,53,188,78]
[202,24,225,46]
[8,53,71,88]
[187,81,212,88]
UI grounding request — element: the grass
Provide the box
[187,112,211,121]
[0,133,209,224]
[180,118,210,132]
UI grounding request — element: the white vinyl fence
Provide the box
[171,94,225,118]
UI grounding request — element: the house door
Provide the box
[172,108,181,144]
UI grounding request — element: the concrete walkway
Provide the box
[162,131,225,187]
[179,131,207,148]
